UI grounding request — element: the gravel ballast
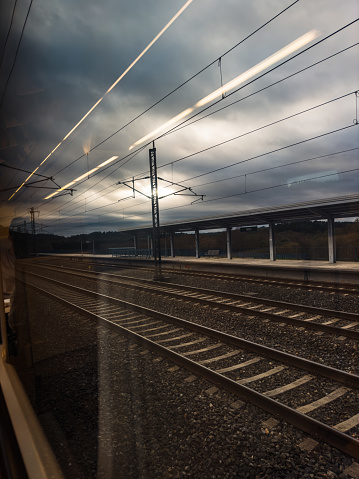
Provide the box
[12,262,359,478]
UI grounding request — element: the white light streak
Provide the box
[97,155,119,167]
[129,108,194,150]
[9,0,194,201]
[196,30,320,107]
[74,167,99,182]
[129,29,320,150]
[44,155,118,200]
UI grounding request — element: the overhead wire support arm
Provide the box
[117,178,149,199]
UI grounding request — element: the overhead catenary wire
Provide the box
[39,122,357,227]
[17,14,357,225]
[169,124,358,183]
[38,91,356,222]
[37,91,358,225]
[7,0,195,201]
[0,0,34,109]
[163,42,359,136]
[190,148,359,189]
[41,39,358,219]
[155,20,359,143]
[38,145,148,220]
[40,165,359,232]
[93,32,358,192]
[198,167,359,205]
[9,47,356,224]
[157,92,358,177]
[51,0,301,178]
[0,0,19,71]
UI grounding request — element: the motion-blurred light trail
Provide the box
[44,156,118,199]
[9,0,194,201]
[129,29,320,150]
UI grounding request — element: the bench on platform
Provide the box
[205,249,220,258]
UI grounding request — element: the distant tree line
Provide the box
[12,219,359,261]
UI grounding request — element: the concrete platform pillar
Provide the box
[170,232,175,258]
[328,217,336,263]
[133,235,137,256]
[269,222,276,261]
[226,226,232,259]
[195,228,200,258]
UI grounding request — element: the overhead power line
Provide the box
[38,123,357,227]
[159,92,358,177]
[41,12,356,220]
[190,148,359,189]
[38,92,357,223]
[0,0,34,108]
[46,41,358,218]
[165,42,359,136]
[199,167,359,205]
[7,0,195,201]
[0,0,19,71]
[52,0,300,178]
[40,165,359,232]
[97,30,358,190]
[40,97,351,222]
[21,14,357,225]
[156,20,359,142]
[178,124,358,182]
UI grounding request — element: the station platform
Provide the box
[162,256,358,284]
[41,253,358,285]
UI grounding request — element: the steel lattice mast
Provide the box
[149,142,163,280]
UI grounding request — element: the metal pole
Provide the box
[149,142,164,280]
[328,217,336,264]
[195,228,200,258]
[226,226,232,260]
[170,231,175,258]
[0,248,9,362]
[269,222,276,261]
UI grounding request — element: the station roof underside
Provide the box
[119,194,359,236]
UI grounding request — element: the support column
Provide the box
[170,232,175,258]
[149,143,163,279]
[133,235,138,256]
[226,226,232,260]
[195,229,200,258]
[328,217,336,263]
[269,222,276,261]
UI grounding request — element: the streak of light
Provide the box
[97,155,120,167]
[196,30,320,107]
[74,167,99,182]
[129,29,320,150]
[129,108,194,150]
[9,0,194,201]
[44,155,118,199]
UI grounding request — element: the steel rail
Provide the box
[24,279,359,460]
[23,272,359,389]
[31,256,359,294]
[164,267,359,295]
[24,263,359,340]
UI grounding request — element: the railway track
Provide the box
[23,262,359,340]
[40,256,359,296]
[23,272,359,460]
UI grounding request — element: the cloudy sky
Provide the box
[0,0,358,235]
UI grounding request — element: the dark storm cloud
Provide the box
[0,0,358,235]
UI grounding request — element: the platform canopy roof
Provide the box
[117,194,359,237]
